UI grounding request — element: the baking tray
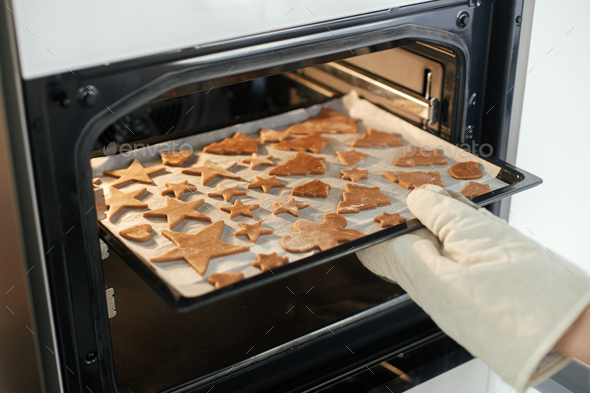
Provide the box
[95,91,541,312]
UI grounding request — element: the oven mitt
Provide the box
[356,185,590,393]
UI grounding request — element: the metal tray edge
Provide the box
[99,152,542,313]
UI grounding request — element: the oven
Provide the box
[0,1,539,392]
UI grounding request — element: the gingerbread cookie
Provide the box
[161,180,197,199]
[220,199,260,219]
[268,152,326,176]
[203,132,258,155]
[351,129,403,148]
[252,252,289,272]
[207,184,247,202]
[160,150,193,167]
[449,161,483,179]
[340,167,368,183]
[119,224,153,243]
[259,128,289,143]
[105,187,149,221]
[272,132,331,154]
[337,184,391,214]
[382,170,446,189]
[460,181,491,199]
[247,175,286,193]
[280,213,364,253]
[207,272,245,289]
[150,221,249,276]
[286,106,358,135]
[241,153,275,170]
[373,212,407,228]
[143,197,211,229]
[272,197,309,217]
[393,146,448,167]
[181,160,241,185]
[291,179,331,198]
[336,150,370,166]
[103,158,165,189]
[233,220,273,243]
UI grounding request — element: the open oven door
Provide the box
[3,1,540,392]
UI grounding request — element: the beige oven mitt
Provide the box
[357,185,590,392]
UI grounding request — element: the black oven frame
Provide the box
[2,0,533,391]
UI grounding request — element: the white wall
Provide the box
[510,0,590,273]
[404,359,541,393]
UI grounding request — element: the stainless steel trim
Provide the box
[282,71,336,99]
[168,294,411,393]
[0,1,63,391]
[94,188,106,221]
[0,49,43,393]
[429,97,440,126]
[502,0,536,221]
[105,289,116,319]
[309,62,433,122]
[506,0,535,166]
[300,331,446,393]
[424,70,433,99]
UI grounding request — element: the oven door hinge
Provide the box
[429,98,440,126]
[301,63,440,130]
[105,288,116,318]
[94,187,107,221]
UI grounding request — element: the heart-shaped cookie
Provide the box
[119,224,153,243]
[207,272,244,289]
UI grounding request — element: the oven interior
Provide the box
[93,40,459,155]
[96,39,463,392]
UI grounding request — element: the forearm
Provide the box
[554,303,590,365]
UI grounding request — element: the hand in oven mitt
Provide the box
[356,185,590,393]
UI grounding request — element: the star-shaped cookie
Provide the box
[207,184,247,202]
[220,199,260,219]
[142,197,211,229]
[373,212,407,228]
[103,158,165,188]
[241,153,275,170]
[150,221,249,276]
[247,175,286,193]
[160,180,197,199]
[233,220,273,243]
[181,159,241,185]
[340,167,369,182]
[272,197,309,217]
[252,252,289,272]
[105,187,149,221]
[160,150,193,167]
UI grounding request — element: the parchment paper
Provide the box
[93,91,508,298]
